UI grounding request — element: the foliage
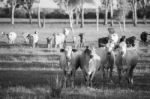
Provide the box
[113,0,130,22]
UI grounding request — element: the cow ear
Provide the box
[72,49,78,52]
[60,49,65,52]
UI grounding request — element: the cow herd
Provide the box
[0,28,149,88]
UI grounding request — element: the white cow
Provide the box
[2,32,17,44]
[27,31,39,48]
[80,46,101,87]
[53,28,70,48]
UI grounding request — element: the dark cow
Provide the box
[59,46,81,88]
[78,33,85,47]
[115,48,139,85]
[119,36,126,43]
[80,46,101,87]
[98,37,109,47]
[126,36,136,47]
[46,36,54,48]
[140,31,150,45]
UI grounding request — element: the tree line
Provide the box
[0,0,150,29]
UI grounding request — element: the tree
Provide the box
[55,0,101,31]
[113,0,129,31]
[138,0,150,24]
[23,0,35,24]
[102,0,110,25]
[38,0,41,27]
[55,0,80,34]
[110,0,114,26]
[7,0,24,24]
[128,0,138,26]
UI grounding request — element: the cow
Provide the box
[60,46,102,87]
[53,28,70,48]
[46,36,54,48]
[126,36,136,47]
[59,46,81,88]
[78,33,85,47]
[1,32,17,44]
[96,43,116,83]
[140,31,150,45]
[80,46,101,87]
[98,37,109,47]
[119,36,126,43]
[73,36,80,49]
[27,31,39,48]
[22,32,30,44]
[115,48,139,85]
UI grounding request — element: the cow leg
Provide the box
[127,66,134,85]
[90,72,96,87]
[63,76,67,88]
[109,66,114,83]
[71,72,75,88]
[81,70,88,86]
[101,65,105,80]
[117,68,122,84]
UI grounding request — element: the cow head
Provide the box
[119,36,126,43]
[34,31,39,34]
[84,46,97,60]
[1,32,5,35]
[105,43,115,55]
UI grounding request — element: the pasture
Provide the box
[0,19,150,99]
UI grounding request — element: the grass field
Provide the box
[0,19,150,99]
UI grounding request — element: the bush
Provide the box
[0,8,10,18]
[15,8,27,18]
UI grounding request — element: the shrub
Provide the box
[15,8,27,18]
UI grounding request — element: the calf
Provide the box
[98,37,109,47]
[2,32,17,44]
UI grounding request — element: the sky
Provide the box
[32,0,99,9]
[33,0,59,9]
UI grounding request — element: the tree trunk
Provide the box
[104,0,108,25]
[110,1,114,26]
[11,6,15,25]
[143,15,147,24]
[143,8,147,24]
[38,1,41,27]
[96,7,99,31]
[75,8,79,25]
[104,7,108,25]
[123,9,126,31]
[133,2,137,27]
[29,10,32,24]
[42,16,45,28]
[69,12,75,42]
[80,7,84,28]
